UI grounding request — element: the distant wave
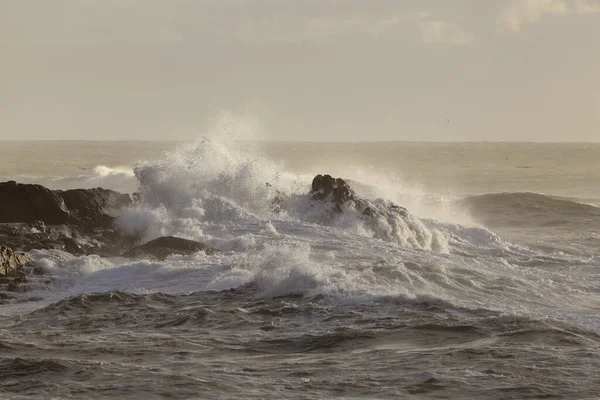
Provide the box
[4,165,138,194]
[458,192,600,228]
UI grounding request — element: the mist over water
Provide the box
[1,125,600,398]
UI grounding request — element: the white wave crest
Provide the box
[112,116,449,254]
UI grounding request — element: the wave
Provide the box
[115,135,447,252]
[2,118,597,340]
[458,192,600,228]
[7,165,138,194]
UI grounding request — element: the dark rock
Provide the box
[31,220,47,232]
[55,188,133,230]
[123,236,216,260]
[22,236,87,255]
[306,174,446,252]
[0,222,89,255]
[0,223,34,249]
[310,174,365,213]
[311,174,356,204]
[58,188,133,211]
[0,181,140,256]
[309,174,410,217]
[0,245,31,277]
[0,182,219,259]
[0,181,70,225]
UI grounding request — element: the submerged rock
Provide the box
[123,236,216,260]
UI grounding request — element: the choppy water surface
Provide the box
[1,138,599,399]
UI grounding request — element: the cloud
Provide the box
[498,0,600,32]
[418,13,474,45]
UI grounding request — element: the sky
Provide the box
[1,0,599,142]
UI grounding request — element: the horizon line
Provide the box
[0,139,599,144]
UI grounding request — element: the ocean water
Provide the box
[1,137,599,399]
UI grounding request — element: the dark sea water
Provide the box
[1,139,599,399]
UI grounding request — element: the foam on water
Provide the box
[15,218,598,324]
[113,123,449,255]
[4,118,598,336]
[7,165,139,194]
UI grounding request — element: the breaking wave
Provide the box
[459,192,600,228]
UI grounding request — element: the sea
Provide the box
[0,138,599,399]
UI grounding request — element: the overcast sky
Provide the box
[1,0,599,141]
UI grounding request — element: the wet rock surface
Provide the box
[56,187,133,230]
[123,236,217,260]
[0,175,442,295]
[0,181,219,293]
[0,181,70,225]
[0,245,30,278]
[0,245,32,294]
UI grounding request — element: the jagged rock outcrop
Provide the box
[0,181,134,231]
[310,174,357,213]
[0,245,30,277]
[0,181,138,257]
[0,181,70,225]
[309,174,406,217]
[307,174,446,252]
[55,188,134,230]
[123,236,216,260]
[0,182,219,294]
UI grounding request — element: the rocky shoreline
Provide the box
[0,174,437,296]
[0,180,217,294]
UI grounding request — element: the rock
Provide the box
[0,181,70,225]
[57,187,133,212]
[307,174,446,252]
[309,174,409,216]
[22,236,87,255]
[0,245,31,277]
[123,236,216,260]
[55,188,133,230]
[0,182,219,259]
[310,174,368,213]
[0,222,89,255]
[311,175,356,203]
[0,182,140,256]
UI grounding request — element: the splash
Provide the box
[114,115,450,253]
[116,116,287,244]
